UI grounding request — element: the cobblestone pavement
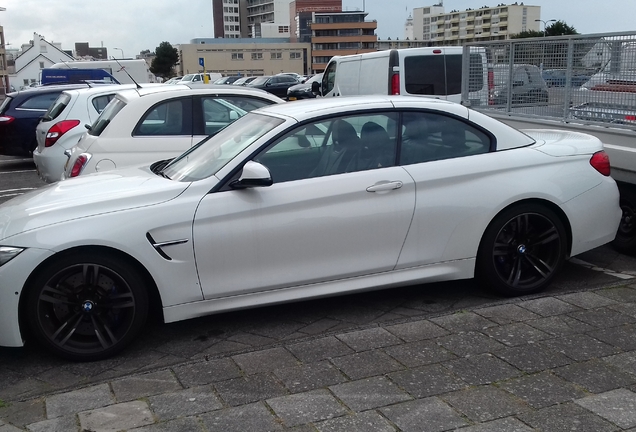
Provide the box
[2,249,636,431]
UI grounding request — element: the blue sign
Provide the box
[199,57,205,68]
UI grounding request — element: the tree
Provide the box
[150,42,179,78]
[511,20,578,39]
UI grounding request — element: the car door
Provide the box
[192,111,416,299]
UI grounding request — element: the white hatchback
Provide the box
[63,84,284,179]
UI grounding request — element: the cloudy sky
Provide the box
[1,0,634,58]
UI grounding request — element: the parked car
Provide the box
[0,95,620,361]
[491,64,549,105]
[247,74,300,98]
[33,84,141,183]
[179,73,223,84]
[213,76,242,85]
[232,76,257,86]
[542,69,591,87]
[0,84,99,157]
[63,84,284,179]
[287,73,323,101]
[164,77,183,84]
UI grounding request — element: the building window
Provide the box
[271,52,282,60]
[290,52,301,59]
[251,53,263,60]
[278,26,289,33]
[232,53,243,60]
[39,61,45,69]
[40,44,47,53]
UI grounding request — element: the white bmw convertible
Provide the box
[0,96,621,361]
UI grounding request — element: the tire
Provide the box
[25,251,149,361]
[612,186,636,255]
[476,204,567,297]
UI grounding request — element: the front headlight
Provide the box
[0,247,25,267]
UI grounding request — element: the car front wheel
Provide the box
[25,251,149,361]
[476,204,566,296]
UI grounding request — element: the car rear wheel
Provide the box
[476,204,566,296]
[25,251,149,361]
[612,186,636,254]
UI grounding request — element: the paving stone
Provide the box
[336,328,402,352]
[274,360,347,393]
[436,331,506,356]
[575,388,636,429]
[330,350,404,380]
[267,389,348,427]
[499,371,587,408]
[297,319,341,335]
[482,322,551,346]
[0,378,50,402]
[444,353,522,385]
[172,358,241,387]
[200,402,282,432]
[442,386,530,423]
[380,398,469,432]
[493,345,571,373]
[525,315,596,336]
[430,312,498,333]
[286,337,354,363]
[232,347,299,374]
[474,304,541,324]
[197,340,251,358]
[315,411,397,432]
[518,297,582,317]
[148,385,223,421]
[603,351,636,375]
[329,376,411,411]
[596,286,636,303]
[25,415,78,432]
[0,398,45,427]
[384,320,450,342]
[590,325,636,351]
[557,292,617,309]
[541,333,620,361]
[554,359,636,393]
[45,384,114,419]
[453,416,534,432]
[388,364,467,398]
[517,402,617,432]
[568,307,636,328]
[128,416,204,432]
[111,369,182,402]
[35,369,84,390]
[242,320,306,340]
[214,373,288,406]
[0,424,23,432]
[77,400,153,432]
[384,339,457,368]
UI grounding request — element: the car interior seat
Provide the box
[311,120,361,177]
[400,117,435,165]
[356,122,395,170]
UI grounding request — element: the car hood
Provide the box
[0,167,190,242]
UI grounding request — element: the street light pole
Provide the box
[534,19,556,37]
[534,19,556,72]
[113,48,125,59]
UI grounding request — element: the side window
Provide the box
[254,112,397,184]
[222,96,275,112]
[322,62,337,94]
[200,98,244,135]
[135,98,191,136]
[400,112,491,165]
[404,54,462,96]
[91,94,114,113]
[18,93,61,110]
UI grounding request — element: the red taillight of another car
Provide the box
[45,120,81,147]
[590,150,611,176]
[391,73,400,95]
[0,115,15,124]
[69,154,90,178]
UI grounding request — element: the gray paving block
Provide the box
[430,312,498,333]
[25,415,78,432]
[557,292,617,309]
[232,347,299,374]
[286,336,354,363]
[499,371,587,409]
[200,402,282,432]
[482,322,551,346]
[568,307,636,328]
[494,344,572,373]
[596,286,636,303]
[444,353,522,386]
[388,364,467,398]
[518,297,582,317]
[128,416,204,431]
[111,369,182,402]
[297,319,341,335]
[197,340,251,358]
[2,423,28,432]
[330,350,404,380]
[214,373,288,406]
[590,325,636,351]
[0,378,50,402]
[274,360,347,393]
[442,386,530,423]
[517,402,617,432]
[45,384,114,419]
[384,339,457,368]
[148,385,223,421]
[315,411,397,432]
[603,351,636,375]
[541,333,620,362]
[267,389,348,427]
[436,331,506,356]
[77,400,153,432]
[454,416,533,431]
[380,398,469,432]
[474,304,541,324]
[336,327,401,352]
[384,319,450,342]
[576,388,636,429]
[329,376,411,411]
[526,315,595,336]
[0,398,45,427]
[172,358,241,388]
[554,359,636,393]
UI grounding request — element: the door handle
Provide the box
[366,181,403,192]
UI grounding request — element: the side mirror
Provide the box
[230,161,273,189]
[311,80,320,95]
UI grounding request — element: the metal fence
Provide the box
[461,31,636,130]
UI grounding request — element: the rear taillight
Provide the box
[487,69,495,105]
[45,120,80,147]
[590,151,611,176]
[69,154,90,178]
[0,115,15,124]
[391,73,400,95]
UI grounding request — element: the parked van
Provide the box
[40,68,120,85]
[313,47,490,106]
[47,59,156,84]
[179,72,223,84]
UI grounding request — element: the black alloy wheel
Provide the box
[26,252,148,361]
[612,186,636,254]
[477,204,566,296]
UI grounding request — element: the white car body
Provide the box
[63,84,284,179]
[0,96,621,361]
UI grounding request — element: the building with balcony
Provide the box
[412,3,541,45]
[290,0,342,43]
[310,11,377,73]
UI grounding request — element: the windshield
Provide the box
[88,97,126,136]
[250,76,270,86]
[181,74,196,82]
[161,112,284,182]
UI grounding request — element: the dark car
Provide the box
[247,74,300,98]
[286,73,323,101]
[213,76,242,85]
[0,84,94,157]
[491,64,549,106]
[542,69,591,88]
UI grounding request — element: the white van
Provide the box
[313,47,490,106]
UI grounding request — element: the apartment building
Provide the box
[290,0,342,43]
[310,11,377,73]
[0,23,7,94]
[412,3,541,45]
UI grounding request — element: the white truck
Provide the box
[46,59,157,84]
[461,31,636,253]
